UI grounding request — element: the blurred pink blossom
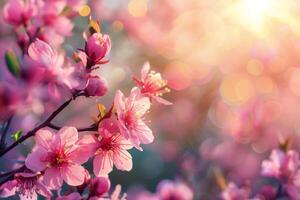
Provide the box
[156,180,193,200]
[221,182,249,200]
[84,76,108,97]
[3,0,37,26]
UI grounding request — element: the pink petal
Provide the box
[43,168,63,189]
[57,127,78,147]
[68,143,95,165]
[52,16,73,36]
[128,87,140,106]
[17,172,38,178]
[141,62,150,81]
[28,39,56,66]
[48,82,61,100]
[133,96,151,117]
[113,149,132,171]
[114,90,126,111]
[134,122,154,144]
[93,153,113,176]
[116,136,133,150]
[35,129,54,149]
[62,164,85,186]
[152,96,173,106]
[270,149,285,167]
[25,148,47,172]
[3,0,24,25]
[36,181,52,198]
[68,135,98,164]
[0,180,17,197]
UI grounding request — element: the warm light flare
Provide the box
[229,0,283,33]
[241,0,274,25]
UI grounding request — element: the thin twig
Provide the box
[0,93,84,157]
[0,165,25,178]
[48,122,98,132]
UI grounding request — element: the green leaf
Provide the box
[11,130,23,141]
[5,50,21,77]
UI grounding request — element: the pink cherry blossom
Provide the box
[156,180,193,200]
[114,87,153,149]
[25,127,91,189]
[85,33,111,67]
[0,172,51,200]
[87,118,133,176]
[261,149,299,181]
[3,0,37,26]
[133,62,172,105]
[27,39,79,94]
[221,182,249,200]
[84,76,108,97]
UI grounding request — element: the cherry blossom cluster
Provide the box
[134,179,193,200]
[0,0,172,199]
[221,143,300,200]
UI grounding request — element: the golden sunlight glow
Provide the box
[229,0,282,33]
[241,0,274,25]
[128,0,148,18]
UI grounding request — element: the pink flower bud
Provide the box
[84,76,108,97]
[85,33,111,67]
[3,0,36,26]
[89,177,111,197]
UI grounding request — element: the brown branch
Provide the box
[0,92,84,157]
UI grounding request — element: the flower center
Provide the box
[99,137,114,151]
[47,148,68,167]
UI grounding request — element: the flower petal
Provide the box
[0,180,17,197]
[114,90,126,111]
[93,153,113,176]
[43,168,63,189]
[28,39,56,66]
[141,62,150,81]
[57,126,78,147]
[62,164,85,186]
[133,96,151,117]
[35,129,54,149]
[68,135,97,165]
[134,122,154,144]
[36,181,52,198]
[25,148,47,172]
[113,149,132,171]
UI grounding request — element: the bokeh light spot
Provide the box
[79,5,91,17]
[112,20,124,32]
[246,59,263,76]
[220,74,254,105]
[128,0,148,18]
